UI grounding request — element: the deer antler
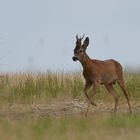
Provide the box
[80,34,85,40]
[76,34,85,40]
[76,34,79,40]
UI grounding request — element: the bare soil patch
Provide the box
[0,99,139,120]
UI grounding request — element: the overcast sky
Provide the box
[0,0,140,72]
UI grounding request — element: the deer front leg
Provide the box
[85,82,97,116]
[84,81,92,116]
[84,81,97,106]
[91,83,98,106]
[84,80,92,100]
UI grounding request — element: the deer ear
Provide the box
[76,34,78,40]
[83,37,89,49]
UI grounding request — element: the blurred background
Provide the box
[0,0,140,72]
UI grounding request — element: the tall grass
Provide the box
[0,71,84,104]
[0,71,139,104]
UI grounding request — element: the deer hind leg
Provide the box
[117,80,132,114]
[105,84,119,113]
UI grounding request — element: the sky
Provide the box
[0,0,140,72]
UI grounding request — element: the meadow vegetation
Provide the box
[0,71,140,140]
[0,71,139,103]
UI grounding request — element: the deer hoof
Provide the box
[91,102,97,106]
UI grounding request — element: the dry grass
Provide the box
[0,71,84,104]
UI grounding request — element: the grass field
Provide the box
[0,71,140,140]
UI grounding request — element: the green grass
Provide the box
[0,114,140,140]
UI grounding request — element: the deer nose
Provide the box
[72,56,78,61]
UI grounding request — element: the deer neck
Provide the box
[79,53,92,69]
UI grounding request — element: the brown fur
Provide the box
[72,35,132,115]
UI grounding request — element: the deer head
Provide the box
[72,34,89,61]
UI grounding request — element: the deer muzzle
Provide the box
[72,56,78,61]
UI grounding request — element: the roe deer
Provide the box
[72,34,132,115]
